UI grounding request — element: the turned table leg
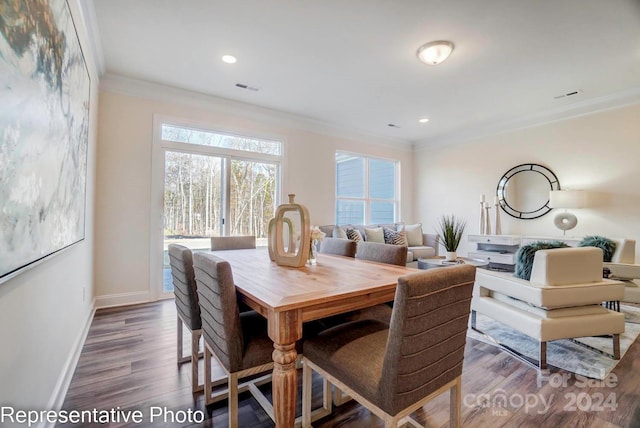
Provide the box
[269,310,302,428]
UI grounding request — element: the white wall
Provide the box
[415,103,640,259]
[0,0,98,417]
[94,84,414,305]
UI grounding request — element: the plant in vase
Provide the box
[436,214,466,262]
[308,226,326,265]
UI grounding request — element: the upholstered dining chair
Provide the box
[319,237,357,257]
[192,252,275,427]
[168,244,203,393]
[302,264,477,428]
[356,241,408,266]
[210,235,256,250]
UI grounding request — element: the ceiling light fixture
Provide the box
[222,55,237,64]
[416,41,454,65]
[419,118,429,123]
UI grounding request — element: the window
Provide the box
[335,152,399,224]
[155,120,283,295]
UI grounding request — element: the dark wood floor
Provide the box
[60,300,640,427]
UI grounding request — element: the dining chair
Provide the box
[168,244,203,393]
[302,264,477,428]
[356,241,408,266]
[193,252,332,427]
[318,237,357,257]
[210,235,256,250]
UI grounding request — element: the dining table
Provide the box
[209,247,415,428]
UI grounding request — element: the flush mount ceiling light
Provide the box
[222,55,237,64]
[419,118,429,123]
[416,41,454,65]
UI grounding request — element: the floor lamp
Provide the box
[549,190,586,235]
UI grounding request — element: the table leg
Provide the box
[268,310,302,428]
[272,342,298,427]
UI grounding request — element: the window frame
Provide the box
[335,151,400,225]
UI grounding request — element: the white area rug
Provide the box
[468,304,640,379]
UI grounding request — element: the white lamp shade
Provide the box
[549,190,586,209]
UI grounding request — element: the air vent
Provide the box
[235,83,259,92]
[554,90,582,100]
[387,123,400,128]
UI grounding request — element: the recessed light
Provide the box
[222,55,237,64]
[419,118,429,123]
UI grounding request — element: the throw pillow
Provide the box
[383,227,408,247]
[364,226,385,243]
[578,235,617,262]
[345,228,363,242]
[332,225,348,239]
[514,241,570,281]
[401,223,423,246]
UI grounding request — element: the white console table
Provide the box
[468,234,521,272]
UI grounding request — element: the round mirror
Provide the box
[497,164,560,219]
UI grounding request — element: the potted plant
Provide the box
[436,214,467,261]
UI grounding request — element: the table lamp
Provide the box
[549,190,586,235]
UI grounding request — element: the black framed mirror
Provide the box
[497,164,560,219]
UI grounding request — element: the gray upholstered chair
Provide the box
[210,235,256,250]
[168,244,203,393]
[193,252,275,427]
[319,237,357,257]
[302,264,477,428]
[356,241,408,266]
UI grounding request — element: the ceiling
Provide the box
[90,0,640,147]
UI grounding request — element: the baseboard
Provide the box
[94,290,154,309]
[43,303,95,428]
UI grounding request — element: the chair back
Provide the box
[530,247,603,286]
[193,252,245,372]
[356,241,407,266]
[319,237,357,257]
[168,244,201,330]
[211,236,256,251]
[379,264,476,415]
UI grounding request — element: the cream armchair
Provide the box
[604,239,640,303]
[472,247,625,369]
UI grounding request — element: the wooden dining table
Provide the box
[210,248,414,428]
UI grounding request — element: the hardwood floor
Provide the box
[60,300,640,427]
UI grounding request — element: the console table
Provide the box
[468,234,521,271]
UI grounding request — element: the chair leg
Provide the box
[450,377,461,428]
[613,334,621,359]
[228,372,239,428]
[539,341,547,369]
[204,347,213,405]
[302,359,312,428]
[177,315,183,364]
[191,330,203,392]
[470,310,476,330]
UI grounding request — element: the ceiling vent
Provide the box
[387,123,400,128]
[554,90,582,100]
[235,83,260,92]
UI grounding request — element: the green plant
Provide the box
[436,214,466,252]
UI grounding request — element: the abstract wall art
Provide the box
[0,0,90,283]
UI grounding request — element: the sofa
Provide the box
[317,223,438,267]
[471,247,625,369]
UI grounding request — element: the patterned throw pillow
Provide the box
[345,228,363,242]
[383,228,408,247]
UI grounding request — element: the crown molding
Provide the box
[77,0,105,76]
[414,87,640,151]
[100,73,413,151]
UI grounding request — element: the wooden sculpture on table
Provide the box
[268,194,310,267]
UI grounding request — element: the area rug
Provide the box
[468,304,640,379]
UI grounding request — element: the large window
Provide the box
[155,121,282,295]
[335,152,399,224]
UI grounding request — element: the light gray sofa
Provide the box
[317,224,439,267]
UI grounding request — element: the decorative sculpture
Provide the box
[268,194,310,267]
[494,197,502,235]
[479,195,486,235]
